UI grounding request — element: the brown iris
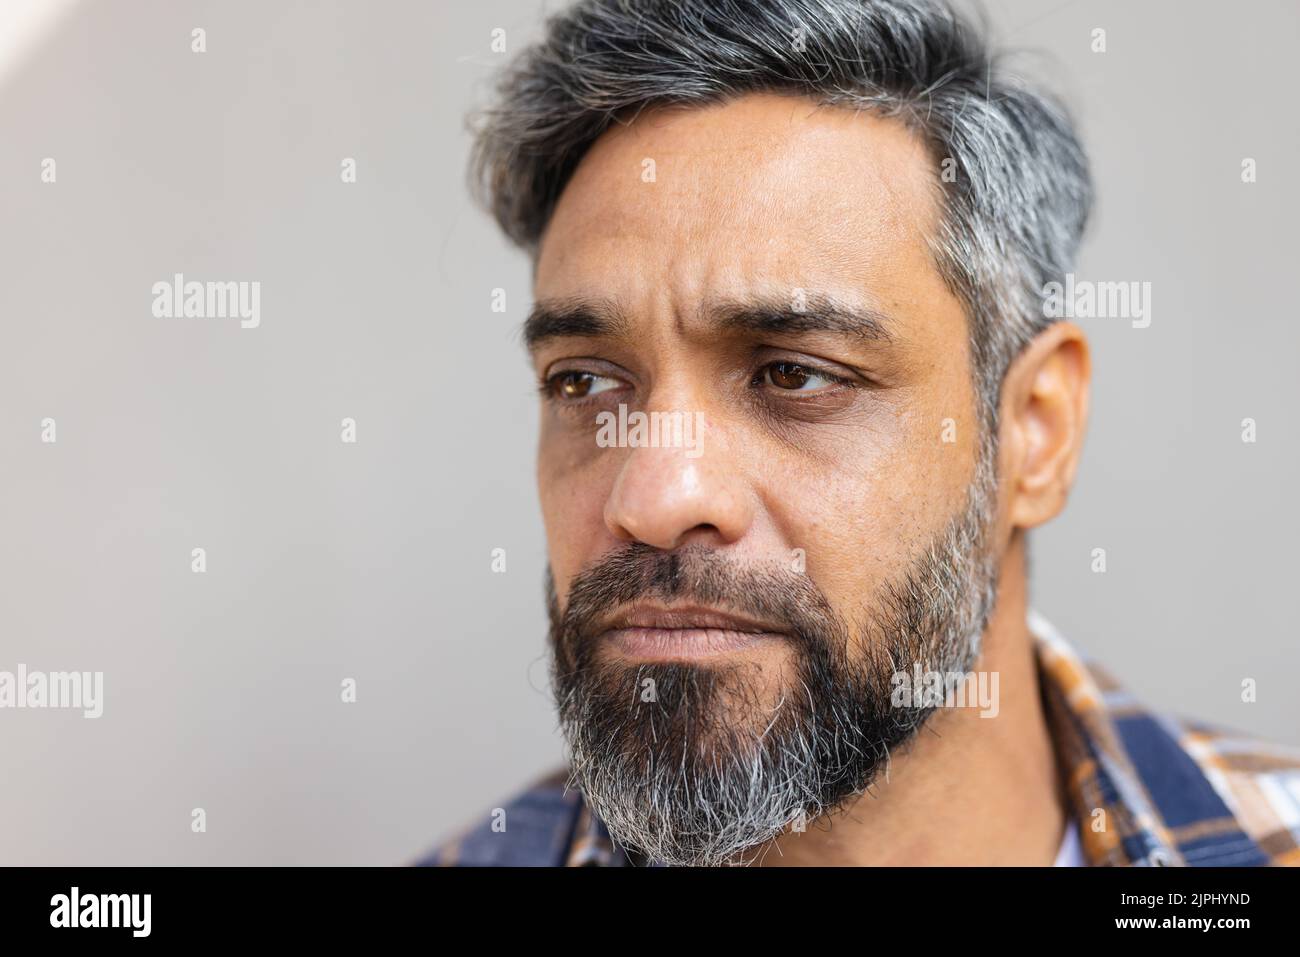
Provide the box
[555,371,595,399]
[767,362,814,390]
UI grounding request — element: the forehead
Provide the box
[534,92,954,329]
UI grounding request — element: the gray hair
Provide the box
[471,0,1093,421]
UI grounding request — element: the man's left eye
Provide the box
[548,370,621,400]
[758,361,840,392]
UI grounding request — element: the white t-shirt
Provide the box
[1053,817,1085,866]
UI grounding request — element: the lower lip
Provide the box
[602,627,784,660]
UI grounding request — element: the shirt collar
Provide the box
[1031,609,1268,866]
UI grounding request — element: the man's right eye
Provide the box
[545,370,622,401]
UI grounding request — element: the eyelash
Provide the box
[539,360,857,404]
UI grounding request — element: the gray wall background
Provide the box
[1,0,1295,865]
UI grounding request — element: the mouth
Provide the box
[594,603,789,661]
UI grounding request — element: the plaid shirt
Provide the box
[421,610,1300,866]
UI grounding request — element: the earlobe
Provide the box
[1004,323,1091,530]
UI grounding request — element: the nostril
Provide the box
[673,524,724,549]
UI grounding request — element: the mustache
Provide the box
[548,542,848,658]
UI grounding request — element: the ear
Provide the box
[1000,322,1091,529]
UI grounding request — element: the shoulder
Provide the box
[1031,610,1300,866]
[414,767,580,867]
[1150,711,1300,866]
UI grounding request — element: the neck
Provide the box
[748,533,1068,866]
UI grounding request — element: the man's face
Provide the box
[528,93,1004,865]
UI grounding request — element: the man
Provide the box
[425,0,1300,866]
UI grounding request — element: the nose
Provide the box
[603,415,753,550]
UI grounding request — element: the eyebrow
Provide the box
[708,293,896,344]
[523,292,896,350]
[523,297,629,350]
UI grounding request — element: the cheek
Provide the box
[761,403,971,615]
[536,430,615,600]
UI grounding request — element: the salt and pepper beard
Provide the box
[547,436,1001,867]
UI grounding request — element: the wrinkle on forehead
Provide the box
[536,92,942,278]
[533,92,958,355]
